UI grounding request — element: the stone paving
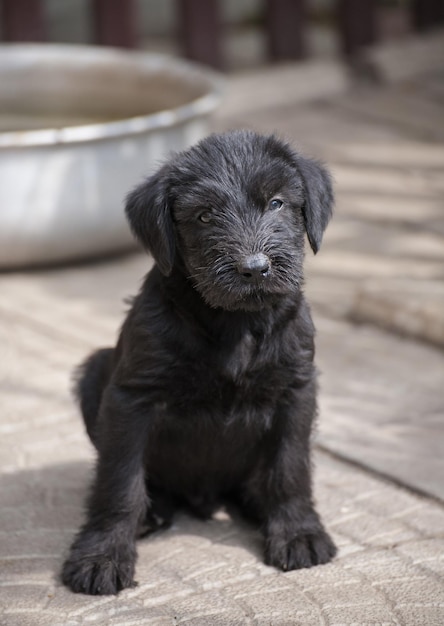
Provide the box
[1,32,444,626]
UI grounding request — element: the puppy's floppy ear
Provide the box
[125,164,175,276]
[295,155,334,254]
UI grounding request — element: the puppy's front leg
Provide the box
[62,387,149,595]
[257,387,336,571]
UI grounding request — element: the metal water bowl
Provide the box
[0,44,223,268]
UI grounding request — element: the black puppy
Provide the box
[62,130,336,595]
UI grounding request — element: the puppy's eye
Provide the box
[269,198,283,211]
[198,211,212,224]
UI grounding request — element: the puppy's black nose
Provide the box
[237,253,270,280]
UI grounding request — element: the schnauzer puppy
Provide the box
[62,129,336,595]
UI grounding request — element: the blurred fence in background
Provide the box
[1,0,444,70]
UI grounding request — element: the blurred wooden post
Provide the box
[92,0,137,48]
[0,0,46,41]
[177,0,223,69]
[411,0,444,31]
[266,0,308,61]
[336,0,377,57]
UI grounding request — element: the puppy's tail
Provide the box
[73,348,115,448]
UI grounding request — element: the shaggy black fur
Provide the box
[62,130,336,595]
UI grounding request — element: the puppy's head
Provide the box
[126,130,333,311]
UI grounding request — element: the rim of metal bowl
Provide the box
[0,44,224,149]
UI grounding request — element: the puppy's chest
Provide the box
[219,329,257,380]
[166,330,290,421]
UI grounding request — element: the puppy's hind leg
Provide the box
[74,348,114,448]
[138,483,177,537]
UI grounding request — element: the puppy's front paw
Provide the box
[62,534,137,595]
[265,528,336,571]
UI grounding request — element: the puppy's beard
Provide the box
[190,274,301,312]
[184,247,304,311]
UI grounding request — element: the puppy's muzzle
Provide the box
[237,253,271,282]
